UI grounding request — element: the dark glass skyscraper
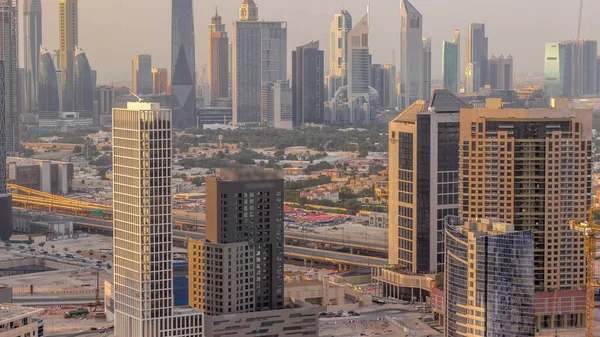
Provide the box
[203,168,285,312]
[171,0,196,128]
[23,0,42,114]
[38,47,59,120]
[73,47,93,116]
[292,41,324,127]
[467,23,488,89]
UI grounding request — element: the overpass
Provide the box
[72,219,386,269]
[284,232,387,253]
[9,186,388,269]
[285,247,387,269]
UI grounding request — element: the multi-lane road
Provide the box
[72,217,388,268]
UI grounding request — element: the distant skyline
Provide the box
[18,0,600,83]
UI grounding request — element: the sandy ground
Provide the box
[320,320,401,337]
[320,303,442,337]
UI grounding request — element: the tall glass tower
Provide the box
[59,0,78,112]
[400,0,423,109]
[329,8,352,84]
[38,47,59,120]
[0,0,19,156]
[23,0,42,113]
[442,41,459,93]
[171,0,196,128]
[73,47,92,116]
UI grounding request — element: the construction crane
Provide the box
[93,268,101,312]
[569,206,599,337]
[573,0,584,97]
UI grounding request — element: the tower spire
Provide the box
[367,0,371,27]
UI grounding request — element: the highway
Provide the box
[73,217,387,253]
[285,232,387,253]
[285,247,387,268]
[13,293,99,306]
[72,218,388,269]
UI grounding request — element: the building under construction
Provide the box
[7,158,74,195]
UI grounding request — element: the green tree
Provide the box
[73,145,83,154]
[358,143,369,158]
[435,272,444,290]
[22,148,35,158]
[98,167,108,180]
[191,177,205,187]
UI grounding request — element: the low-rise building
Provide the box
[7,158,74,195]
[368,212,388,228]
[284,275,371,312]
[0,305,43,337]
[202,298,318,337]
[300,187,340,202]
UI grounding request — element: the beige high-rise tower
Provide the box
[459,99,591,291]
[59,0,77,112]
[112,102,202,337]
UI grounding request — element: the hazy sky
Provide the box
[20,0,600,84]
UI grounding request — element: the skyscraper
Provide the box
[0,61,5,194]
[544,40,598,99]
[0,0,19,156]
[239,0,258,22]
[487,54,513,90]
[59,0,78,112]
[151,68,168,95]
[442,41,459,93]
[453,29,460,89]
[371,64,384,107]
[445,218,535,337]
[23,0,42,114]
[203,168,285,312]
[580,40,597,97]
[597,54,600,97]
[465,62,480,94]
[95,85,113,115]
[232,0,287,125]
[132,54,152,95]
[422,37,432,103]
[38,47,59,120]
[388,90,470,273]
[347,13,371,124]
[382,64,397,108]
[467,23,488,89]
[208,7,229,101]
[0,60,12,241]
[171,0,196,128]
[112,102,202,337]
[459,100,591,290]
[329,8,352,84]
[261,81,292,129]
[292,41,324,126]
[73,47,92,116]
[400,0,423,109]
[543,42,566,98]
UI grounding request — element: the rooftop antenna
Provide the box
[132,92,144,103]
